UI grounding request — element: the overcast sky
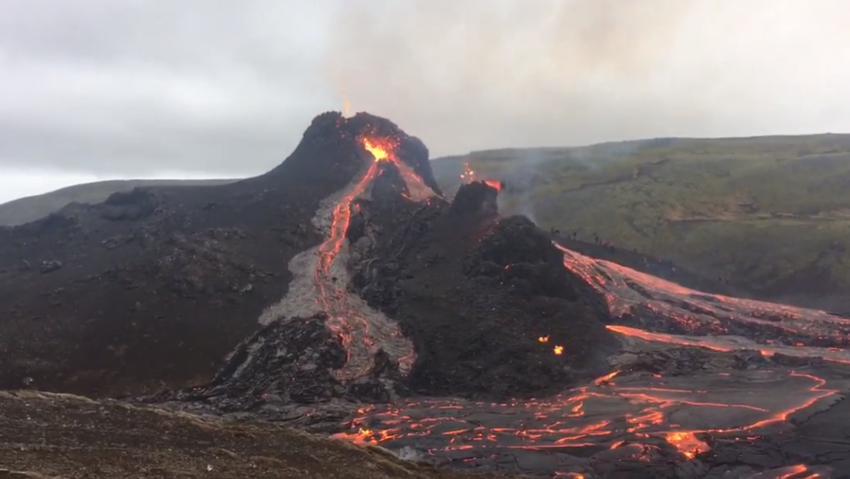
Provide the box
[1,0,849,204]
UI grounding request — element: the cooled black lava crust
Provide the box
[350,170,618,399]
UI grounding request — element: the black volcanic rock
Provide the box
[263,111,442,196]
[99,188,161,221]
[141,313,401,428]
[350,181,618,399]
[470,215,559,266]
[0,111,436,397]
[466,216,608,312]
[449,181,499,222]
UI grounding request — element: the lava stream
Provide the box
[314,156,382,380]
[327,184,844,474]
[335,366,836,464]
[555,242,850,354]
[312,134,434,380]
[606,324,850,365]
[333,242,844,467]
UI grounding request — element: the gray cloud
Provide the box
[0,0,339,176]
[324,0,850,152]
[0,0,849,181]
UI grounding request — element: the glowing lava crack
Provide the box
[260,135,435,382]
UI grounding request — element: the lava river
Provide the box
[556,244,850,363]
[259,130,435,382]
[312,135,433,380]
[331,237,849,478]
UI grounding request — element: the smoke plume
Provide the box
[321,0,850,157]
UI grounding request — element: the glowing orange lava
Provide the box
[554,242,850,364]
[459,162,475,181]
[484,179,503,191]
[458,161,502,191]
[665,431,709,458]
[363,138,392,162]
[332,207,844,474]
[310,132,436,380]
[773,464,819,479]
[335,365,836,466]
[315,154,384,379]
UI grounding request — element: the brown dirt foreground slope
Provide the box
[0,390,502,479]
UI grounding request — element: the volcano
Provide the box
[2,113,850,479]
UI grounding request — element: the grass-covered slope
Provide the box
[0,179,236,226]
[430,134,850,304]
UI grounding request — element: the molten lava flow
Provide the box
[770,465,820,479]
[665,431,709,458]
[363,138,392,162]
[332,239,846,470]
[314,157,385,380]
[550,241,845,456]
[307,133,437,381]
[484,179,503,191]
[335,366,837,468]
[359,135,433,201]
[554,242,850,362]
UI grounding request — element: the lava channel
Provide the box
[259,131,435,382]
[555,242,850,362]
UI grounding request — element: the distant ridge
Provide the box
[0,179,237,226]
